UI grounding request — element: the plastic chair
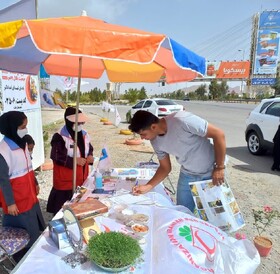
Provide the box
[0,227,30,273]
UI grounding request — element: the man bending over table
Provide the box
[129,110,226,213]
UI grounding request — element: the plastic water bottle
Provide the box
[95,169,103,189]
[111,169,118,177]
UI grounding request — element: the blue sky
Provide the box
[5,0,280,94]
[38,0,279,48]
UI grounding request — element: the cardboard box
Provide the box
[48,218,70,249]
[66,199,108,220]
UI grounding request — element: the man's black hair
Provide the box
[129,110,159,133]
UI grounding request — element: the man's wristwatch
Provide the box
[214,163,225,170]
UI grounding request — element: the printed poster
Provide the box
[1,71,40,111]
[253,11,280,75]
[189,179,245,233]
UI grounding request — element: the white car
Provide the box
[126,98,184,122]
[245,97,280,155]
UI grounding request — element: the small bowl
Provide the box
[113,204,127,213]
[121,208,134,216]
[131,223,149,235]
[131,213,149,224]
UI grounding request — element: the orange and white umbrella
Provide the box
[0,14,205,190]
[0,15,205,83]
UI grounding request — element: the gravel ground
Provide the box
[1,107,279,273]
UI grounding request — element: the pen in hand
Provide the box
[132,179,139,194]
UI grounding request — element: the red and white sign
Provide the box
[216,61,250,79]
[205,61,250,79]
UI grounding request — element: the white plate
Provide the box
[131,213,149,223]
[131,223,149,235]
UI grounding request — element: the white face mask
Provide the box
[72,125,83,132]
[17,128,28,138]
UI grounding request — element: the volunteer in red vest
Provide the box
[47,107,94,215]
[0,111,46,253]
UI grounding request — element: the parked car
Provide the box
[245,97,280,155]
[126,98,184,123]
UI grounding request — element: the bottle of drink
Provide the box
[95,168,103,189]
[111,169,118,177]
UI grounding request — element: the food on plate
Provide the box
[131,223,149,234]
[121,208,134,216]
[131,213,149,223]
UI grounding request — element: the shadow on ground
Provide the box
[226,146,278,175]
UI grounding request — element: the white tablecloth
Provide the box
[12,169,260,274]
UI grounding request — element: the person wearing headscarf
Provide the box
[0,111,46,256]
[271,124,280,171]
[22,134,40,195]
[46,107,94,215]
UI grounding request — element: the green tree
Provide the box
[220,80,229,98]
[68,90,77,101]
[271,76,280,96]
[195,84,207,100]
[209,79,220,99]
[175,89,185,100]
[123,88,139,103]
[138,86,148,100]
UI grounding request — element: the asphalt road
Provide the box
[82,101,278,175]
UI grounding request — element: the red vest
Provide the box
[52,127,91,190]
[0,137,38,214]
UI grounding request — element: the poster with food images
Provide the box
[1,71,40,111]
[0,70,44,170]
[189,179,245,233]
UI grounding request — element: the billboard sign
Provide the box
[205,61,250,79]
[254,11,280,75]
[251,78,276,85]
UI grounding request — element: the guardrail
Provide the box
[214,99,261,104]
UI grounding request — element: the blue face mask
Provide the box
[17,128,28,138]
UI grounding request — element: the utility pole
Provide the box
[238,49,246,97]
[249,13,259,98]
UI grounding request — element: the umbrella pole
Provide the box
[72,57,83,194]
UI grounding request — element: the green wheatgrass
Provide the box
[87,231,143,269]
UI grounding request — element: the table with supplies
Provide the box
[12,168,260,274]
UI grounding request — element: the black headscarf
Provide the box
[64,107,85,157]
[0,111,27,149]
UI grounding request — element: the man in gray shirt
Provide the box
[129,110,226,212]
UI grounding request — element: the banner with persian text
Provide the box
[205,61,250,79]
[0,71,44,170]
[1,71,40,111]
[253,11,280,75]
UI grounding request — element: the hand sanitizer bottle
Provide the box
[95,168,103,189]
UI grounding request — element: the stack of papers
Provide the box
[110,193,152,205]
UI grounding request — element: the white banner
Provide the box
[0,71,44,170]
[1,71,40,111]
[101,101,115,112]
[189,179,245,233]
[114,106,122,127]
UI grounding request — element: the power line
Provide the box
[192,16,253,61]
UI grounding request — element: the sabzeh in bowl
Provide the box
[86,231,143,272]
